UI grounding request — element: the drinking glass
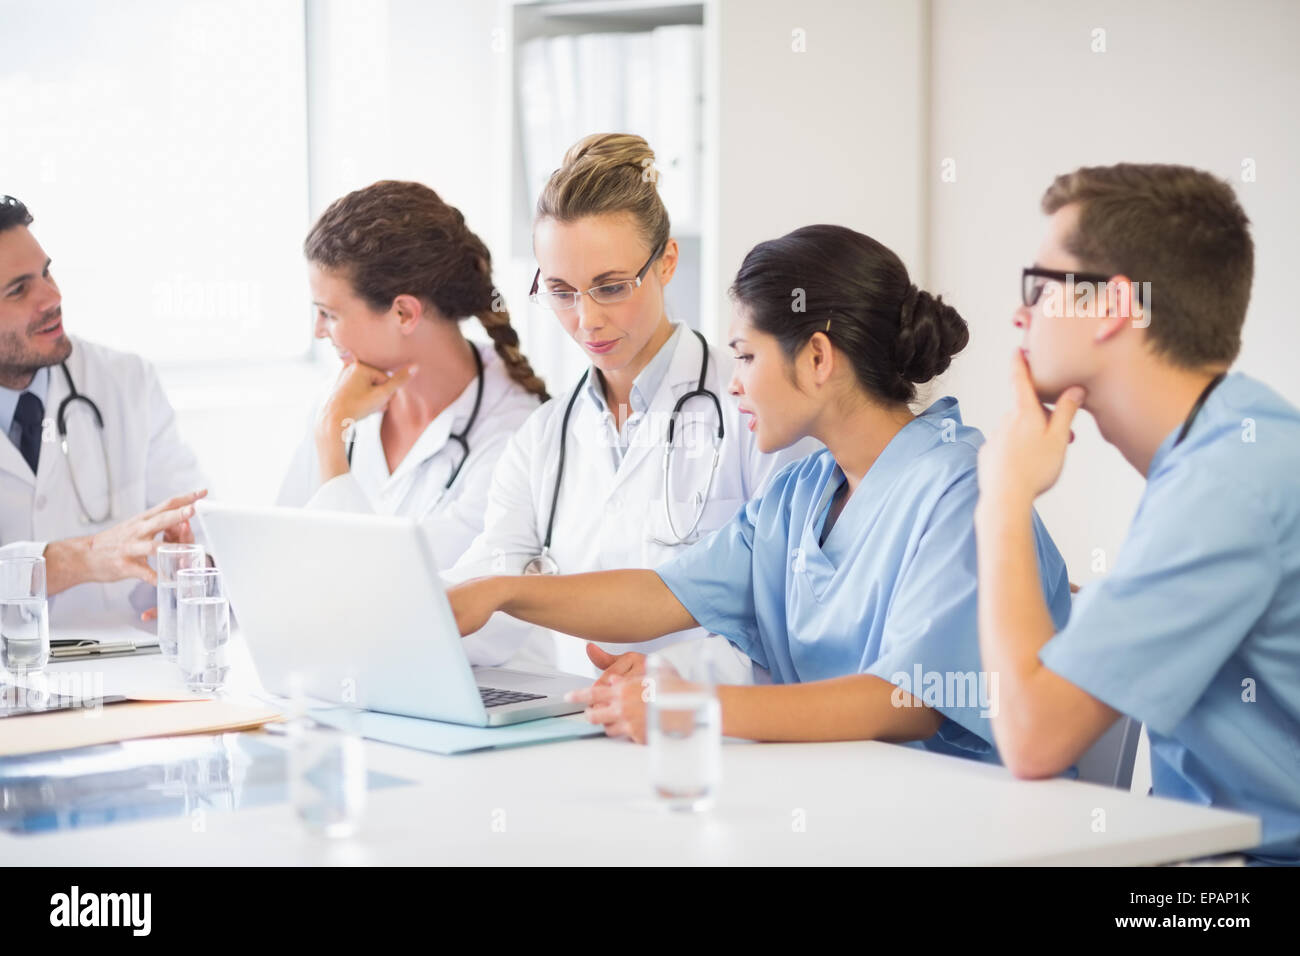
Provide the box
[646,649,722,811]
[156,543,205,662]
[0,556,49,676]
[176,566,229,693]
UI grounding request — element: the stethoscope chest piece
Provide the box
[657,331,724,546]
[522,548,560,576]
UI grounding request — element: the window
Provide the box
[0,0,311,363]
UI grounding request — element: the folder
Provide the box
[311,707,603,756]
[0,698,283,757]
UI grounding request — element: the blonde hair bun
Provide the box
[536,133,669,252]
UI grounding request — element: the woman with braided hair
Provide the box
[277,180,548,568]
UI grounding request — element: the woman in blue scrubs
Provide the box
[449,225,1072,755]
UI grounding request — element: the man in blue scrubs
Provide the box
[975,163,1300,864]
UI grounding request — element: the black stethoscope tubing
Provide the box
[55,362,113,523]
[57,361,104,435]
[537,328,721,556]
[345,343,485,490]
[1174,372,1226,448]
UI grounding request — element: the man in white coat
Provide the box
[0,195,208,627]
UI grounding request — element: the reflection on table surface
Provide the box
[0,732,409,835]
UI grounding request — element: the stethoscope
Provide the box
[1174,371,1226,448]
[345,344,485,491]
[523,329,724,575]
[55,362,115,524]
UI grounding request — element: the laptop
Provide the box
[195,502,589,727]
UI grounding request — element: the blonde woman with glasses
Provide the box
[445,133,806,678]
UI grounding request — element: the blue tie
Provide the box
[13,391,43,475]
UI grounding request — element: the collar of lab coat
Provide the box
[349,341,503,487]
[0,342,85,487]
[570,323,713,484]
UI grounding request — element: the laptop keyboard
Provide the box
[478,686,547,709]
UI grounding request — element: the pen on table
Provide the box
[49,641,140,658]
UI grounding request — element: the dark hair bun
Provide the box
[895,285,969,384]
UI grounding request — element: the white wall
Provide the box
[0,0,311,366]
[306,0,502,232]
[928,0,1300,584]
[711,0,928,339]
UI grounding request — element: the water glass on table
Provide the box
[0,556,49,676]
[285,675,367,839]
[156,543,205,662]
[646,649,722,812]
[290,718,367,839]
[176,566,230,693]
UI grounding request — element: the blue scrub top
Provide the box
[1040,373,1300,865]
[657,397,1073,762]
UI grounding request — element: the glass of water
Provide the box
[156,543,205,662]
[286,676,367,838]
[290,718,367,838]
[176,566,229,693]
[646,649,722,811]
[0,556,49,676]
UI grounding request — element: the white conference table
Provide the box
[0,631,1261,866]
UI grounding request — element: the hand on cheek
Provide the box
[978,349,1085,507]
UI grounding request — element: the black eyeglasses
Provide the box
[1022,267,1143,308]
[0,195,31,221]
[529,241,666,312]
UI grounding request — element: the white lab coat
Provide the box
[276,342,544,569]
[0,336,208,627]
[447,325,816,679]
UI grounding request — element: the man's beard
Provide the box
[0,306,74,388]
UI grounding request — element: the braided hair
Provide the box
[305,180,549,401]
